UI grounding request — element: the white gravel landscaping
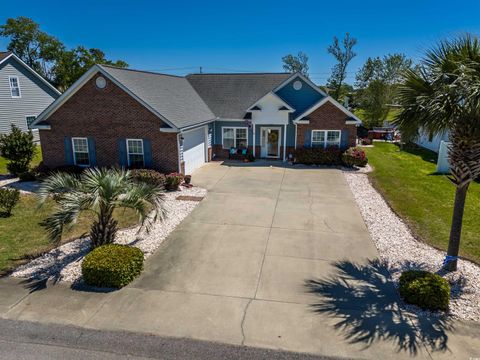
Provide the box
[344,171,480,322]
[10,186,207,284]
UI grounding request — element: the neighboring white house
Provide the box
[415,128,451,173]
[0,51,60,142]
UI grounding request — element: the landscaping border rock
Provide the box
[344,171,480,322]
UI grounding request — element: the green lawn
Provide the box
[365,142,480,264]
[0,195,140,275]
[354,108,400,123]
[0,145,43,175]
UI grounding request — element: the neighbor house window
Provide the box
[72,137,90,166]
[25,116,36,129]
[311,130,341,148]
[127,139,144,168]
[9,76,21,98]
[222,127,248,149]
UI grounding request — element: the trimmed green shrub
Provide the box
[18,170,36,182]
[0,125,36,175]
[0,188,20,217]
[82,244,144,288]
[399,270,450,311]
[165,172,183,191]
[294,147,343,165]
[129,169,166,188]
[342,147,368,168]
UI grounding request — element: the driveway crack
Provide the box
[240,298,253,345]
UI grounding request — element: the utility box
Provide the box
[437,141,450,174]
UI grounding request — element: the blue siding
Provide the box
[213,120,253,146]
[286,122,296,147]
[275,77,324,119]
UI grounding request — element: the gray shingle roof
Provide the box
[0,51,12,62]
[186,73,292,119]
[99,65,216,129]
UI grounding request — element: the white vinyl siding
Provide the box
[0,57,59,141]
[126,139,144,168]
[72,137,90,166]
[311,130,341,148]
[222,127,248,149]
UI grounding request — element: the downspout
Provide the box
[176,132,182,173]
[294,123,298,149]
[283,124,287,161]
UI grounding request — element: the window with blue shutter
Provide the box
[64,137,74,165]
[304,130,311,148]
[88,137,97,166]
[143,139,152,168]
[118,139,127,167]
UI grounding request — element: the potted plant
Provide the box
[184,175,192,184]
[165,172,184,191]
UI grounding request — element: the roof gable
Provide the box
[33,65,215,130]
[0,52,61,96]
[274,74,325,118]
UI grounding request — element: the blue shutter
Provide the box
[304,130,311,148]
[88,137,97,166]
[64,137,74,165]
[341,129,349,149]
[143,139,152,168]
[118,139,127,167]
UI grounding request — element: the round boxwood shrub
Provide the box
[398,270,450,311]
[82,244,144,288]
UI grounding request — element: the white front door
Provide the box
[260,127,281,158]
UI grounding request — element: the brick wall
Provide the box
[39,73,179,173]
[296,101,357,148]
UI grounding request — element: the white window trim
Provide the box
[221,126,248,149]
[8,75,21,98]
[311,130,342,148]
[126,138,145,167]
[25,115,37,130]
[71,137,90,167]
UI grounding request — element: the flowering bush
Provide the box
[342,147,368,167]
[294,147,343,165]
[165,172,184,191]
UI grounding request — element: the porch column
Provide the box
[252,125,256,157]
[283,124,287,161]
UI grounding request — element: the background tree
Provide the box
[39,168,166,248]
[54,46,129,91]
[0,17,128,90]
[356,54,413,128]
[0,125,36,175]
[327,33,357,100]
[0,16,64,83]
[282,52,309,77]
[393,34,480,271]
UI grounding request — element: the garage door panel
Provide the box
[183,127,206,175]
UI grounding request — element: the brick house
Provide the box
[32,65,361,174]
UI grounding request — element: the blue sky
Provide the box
[1,0,479,84]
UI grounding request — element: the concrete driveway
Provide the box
[2,161,478,359]
[87,162,426,358]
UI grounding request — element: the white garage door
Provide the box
[183,127,206,175]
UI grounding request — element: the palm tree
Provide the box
[38,168,166,248]
[393,34,480,271]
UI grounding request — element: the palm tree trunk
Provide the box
[444,184,469,271]
[90,207,118,248]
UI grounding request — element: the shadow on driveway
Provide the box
[305,259,454,356]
